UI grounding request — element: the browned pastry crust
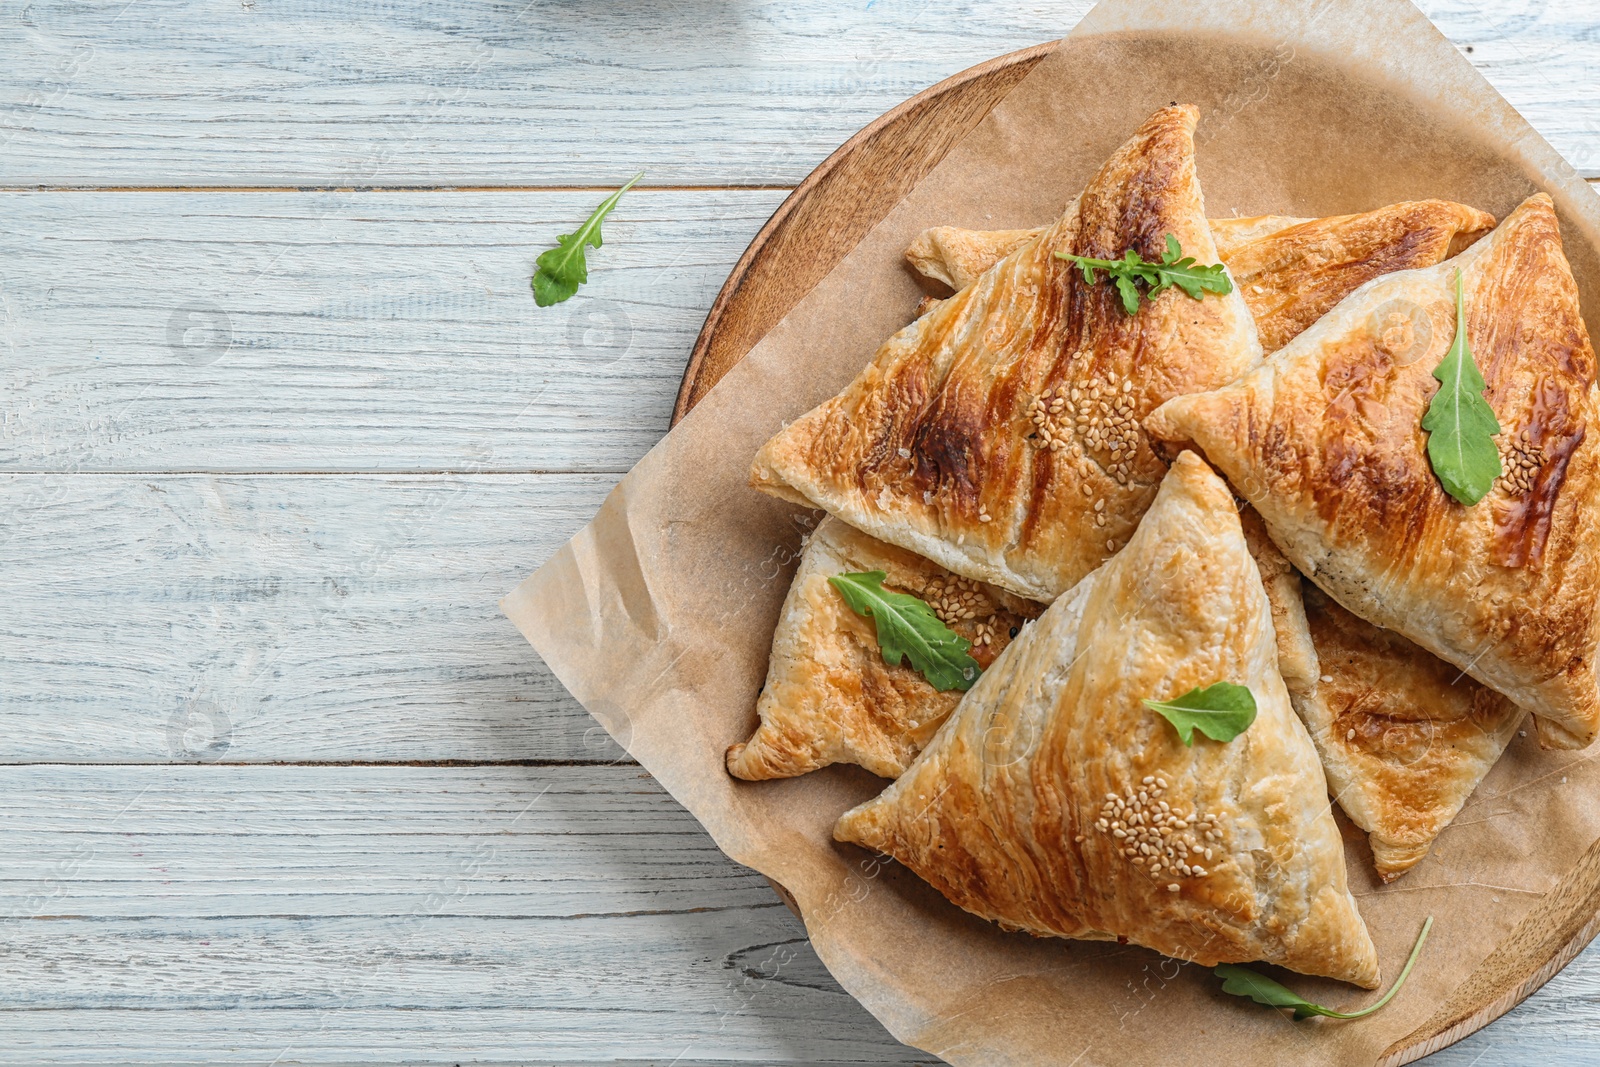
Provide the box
[1295,584,1525,880]
[835,453,1381,987]
[1224,201,1496,351]
[906,202,1494,353]
[1209,214,1314,259]
[1239,506,1320,691]
[726,517,1041,780]
[1148,194,1600,750]
[903,227,1042,290]
[901,216,1310,294]
[752,105,1263,602]
[1244,509,1525,880]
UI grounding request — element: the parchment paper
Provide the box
[503,1,1600,1062]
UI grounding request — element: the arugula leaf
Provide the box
[1216,916,1433,1020]
[1056,234,1232,315]
[532,172,643,308]
[1142,682,1257,745]
[1421,270,1501,505]
[828,571,981,691]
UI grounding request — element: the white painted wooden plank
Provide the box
[0,765,762,916]
[1,1,1596,186]
[0,763,1597,1065]
[0,189,784,474]
[0,0,1089,188]
[0,764,936,1065]
[1,473,632,763]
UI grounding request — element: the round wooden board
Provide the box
[670,43,1600,1066]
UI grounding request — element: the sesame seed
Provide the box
[1167,883,1180,892]
[1320,674,1333,683]
[1346,728,1355,741]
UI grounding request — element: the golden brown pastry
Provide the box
[902,216,1310,294]
[906,201,1494,352]
[1239,506,1320,691]
[1294,584,1525,880]
[1147,194,1600,750]
[752,105,1263,602]
[903,226,1042,290]
[727,517,1041,780]
[901,216,1310,293]
[1209,214,1314,258]
[1244,510,1525,880]
[1224,201,1495,351]
[835,453,1381,987]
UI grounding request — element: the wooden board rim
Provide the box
[671,42,1600,1067]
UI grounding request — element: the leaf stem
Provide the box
[570,171,644,251]
[1316,915,1433,1019]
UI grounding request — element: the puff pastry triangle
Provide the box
[726,517,1041,780]
[1243,511,1525,881]
[752,105,1263,601]
[1148,194,1600,749]
[835,453,1381,986]
[902,215,1310,293]
[906,200,1493,353]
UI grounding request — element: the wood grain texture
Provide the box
[670,36,1600,1067]
[0,763,1596,1066]
[1,1,1595,187]
[0,764,937,1066]
[0,190,783,474]
[1,473,624,763]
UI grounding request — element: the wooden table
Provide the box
[2,2,1597,1063]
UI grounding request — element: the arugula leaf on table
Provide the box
[532,172,643,308]
[1421,269,1502,505]
[1216,917,1434,1020]
[1057,234,1232,315]
[1142,682,1256,745]
[828,571,981,691]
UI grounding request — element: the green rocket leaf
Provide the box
[1057,234,1232,315]
[532,172,643,308]
[828,571,982,692]
[1142,682,1257,745]
[1217,917,1433,1020]
[1421,270,1501,505]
